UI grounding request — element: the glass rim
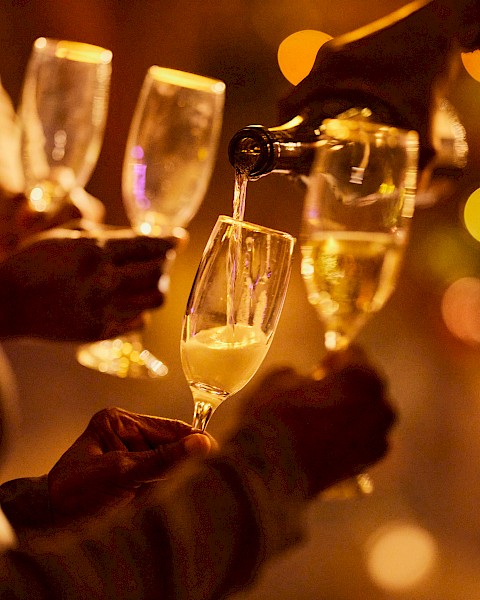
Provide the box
[33,37,112,64]
[148,65,225,95]
[217,215,296,244]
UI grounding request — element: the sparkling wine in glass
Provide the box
[300,116,419,497]
[77,66,225,378]
[19,37,112,213]
[181,215,295,431]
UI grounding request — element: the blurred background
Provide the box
[1,1,480,598]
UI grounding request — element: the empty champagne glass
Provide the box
[181,215,295,431]
[18,37,112,213]
[300,115,419,498]
[77,66,225,378]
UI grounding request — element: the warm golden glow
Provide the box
[277,30,332,85]
[41,39,113,64]
[330,0,430,49]
[269,114,305,131]
[366,522,437,591]
[28,186,48,212]
[77,339,168,378]
[461,50,480,82]
[148,66,225,94]
[139,222,153,236]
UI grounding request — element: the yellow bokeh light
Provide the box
[278,30,332,85]
[464,188,480,242]
[366,523,437,591]
[139,222,153,236]
[461,50,480,82]
[28,186,48,212]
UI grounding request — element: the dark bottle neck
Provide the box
[227,116,318,180]
[228,98,397,180]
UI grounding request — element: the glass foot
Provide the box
[76,337,168,379]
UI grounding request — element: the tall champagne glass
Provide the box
[300,116,419,498]
[19,37,112,213]
[77,66,225,378]
[181,215,295,431]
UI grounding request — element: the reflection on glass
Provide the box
[19,37,112,213]
[77,66,225,378]
[301,115,418,497]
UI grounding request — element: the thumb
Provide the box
[125,433,213,483]
[180,433,213,457]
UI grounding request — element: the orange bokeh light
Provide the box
[278,30,332,86]
[441,277,480,345]
[461,50,480,82]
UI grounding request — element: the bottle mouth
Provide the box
[228,125,275,178]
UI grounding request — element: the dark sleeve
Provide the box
[0,476,52,535]
[0,424,310,600]
[445,0,480,51]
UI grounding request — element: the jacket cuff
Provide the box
[0,475,53,533]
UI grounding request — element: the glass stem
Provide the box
[192,401,214,431]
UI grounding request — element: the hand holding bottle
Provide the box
[278,0,480,173]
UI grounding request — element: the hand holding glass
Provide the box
[300,116,419,497]
[19,37,112,213]
[77,66,225,378]
[182,216,295,431]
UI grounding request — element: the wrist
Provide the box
[224,420,312,500]
[206,430,309,565]
[0,475,53,532]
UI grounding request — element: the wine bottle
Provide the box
[228,99,467,206]
[228,0,475,183]
[227,98,394,181]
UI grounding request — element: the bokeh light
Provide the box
[441,277,480,345]
[277,30,332,85]
[463,188,480,243]
[411,225,478,290]
[461,50,480,82]
[366,522,438,591]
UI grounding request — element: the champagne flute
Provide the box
[181,215,295,431]
[300,116,419,498]
[77,66,225,378]
[19,37,112,213]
